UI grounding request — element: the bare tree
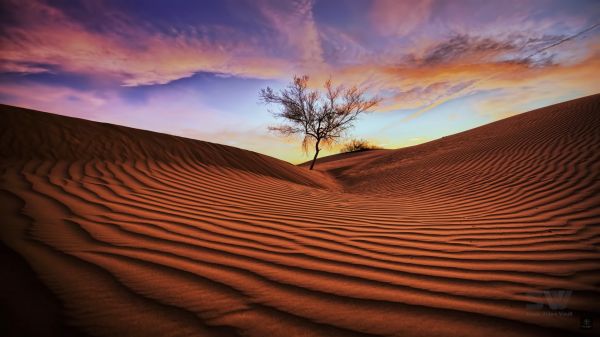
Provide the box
[260,75,381,170]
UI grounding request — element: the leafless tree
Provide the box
[260,75,381,170]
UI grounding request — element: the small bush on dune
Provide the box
[340,139,382,153]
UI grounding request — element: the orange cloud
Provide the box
[325,27,600,120]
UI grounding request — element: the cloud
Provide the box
[421,35,517,65]
[333,22,599,116]
[410,33,575,68]
[0,0,292,86]
[370,0,433,37]
[385,80,478,114]
[471,53,600,119]
[523,22,600,59]
[255,0,325,68]
[318,25,370,66]
[0,61,50,74]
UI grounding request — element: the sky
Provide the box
[1,0,599,163]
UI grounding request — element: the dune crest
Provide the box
[1,95,599,337]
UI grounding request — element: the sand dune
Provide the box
[1,95,599,337]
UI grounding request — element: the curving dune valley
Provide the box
[1,94,600,337]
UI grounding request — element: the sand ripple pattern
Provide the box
[1,95,599,337]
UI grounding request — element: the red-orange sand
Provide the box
[1,94,599,337]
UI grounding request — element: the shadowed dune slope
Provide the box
[1,95,599,337]
[0,105,333,189]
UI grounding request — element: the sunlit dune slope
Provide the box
[1,95,599,337]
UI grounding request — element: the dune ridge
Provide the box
[1,95,599,337]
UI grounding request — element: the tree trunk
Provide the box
[309,140,321,170]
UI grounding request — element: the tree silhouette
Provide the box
[260,75,380,170]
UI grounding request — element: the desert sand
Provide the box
[1,94,599,337]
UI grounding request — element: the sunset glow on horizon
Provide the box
[1,0,599,163]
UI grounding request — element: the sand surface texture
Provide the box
[1,94,599,337]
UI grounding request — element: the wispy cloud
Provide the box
[370,0,433,37]
[523,22,599,60]
[256,0,324,68]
